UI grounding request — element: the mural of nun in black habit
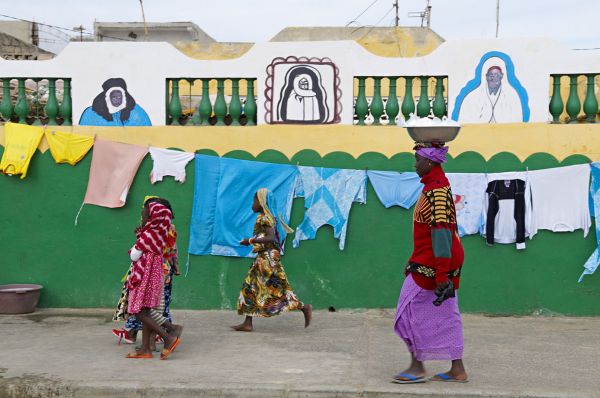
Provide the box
[276,65,329,124]
[79,78,152,126]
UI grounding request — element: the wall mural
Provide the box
[79,78,152,126]
[264,56,342,124]
[452,51,530,123]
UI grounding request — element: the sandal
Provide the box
[160,337,181,360]
[392,373,427,384]
[429,373,469,383]
[126,351,153,359]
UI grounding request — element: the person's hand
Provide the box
[435,280,450,297]
[130,246,142,262]
[240,238,251,246]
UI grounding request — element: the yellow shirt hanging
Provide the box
[45,129,94,166]
[0,123,44,179]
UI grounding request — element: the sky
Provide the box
[1,0,599,54]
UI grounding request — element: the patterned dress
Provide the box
[114,229,178,326]
[237,214,303,317]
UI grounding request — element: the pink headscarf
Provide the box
[416,146,449,164]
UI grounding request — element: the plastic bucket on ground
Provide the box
[0,284,43,314]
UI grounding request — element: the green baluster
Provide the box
[416,76,430,118]
[432,77,447,118]
[165,78,170,125]
[370,77,384,125]
[32,79,43,125]
[198,78,212,126]
[244,79,257,126]
[385,76,399,125]
[14,78,29,124]
[190,79,202,125]
[59,78,72,126]
[45,78,59,125]
[229,78,242,126]
[0,78,14,121]
[566,74,581,123]
[168,79,182,126]
[401,77,415,120]
[583,74,598,123]
[548,75,564,123]
[355,77,368,125]
[214,78,227,126]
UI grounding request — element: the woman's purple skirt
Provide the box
[394,274,464,361]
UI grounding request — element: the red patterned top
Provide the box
[407,165,464,290]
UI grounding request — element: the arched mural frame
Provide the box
[451,51,530,122]
[264,56,342,124]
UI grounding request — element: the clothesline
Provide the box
[1,122,598,282]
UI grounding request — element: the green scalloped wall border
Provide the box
[0,145,597,316]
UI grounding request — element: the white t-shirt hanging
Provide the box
[447,173,487,237]
[149,147,195,184]
[529,164,591,237]
[483,171,533,249]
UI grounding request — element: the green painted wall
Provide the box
[0,146,598,316]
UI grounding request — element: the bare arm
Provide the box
[240,226,275,245]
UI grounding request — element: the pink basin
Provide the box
[0,284,43,314]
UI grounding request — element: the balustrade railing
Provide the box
[549,74,599,123]
[166,78,257,126]
[0,78,72,125]
[354,76,448,125]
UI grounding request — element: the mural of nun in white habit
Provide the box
[276,65,329,123]
[454,54,529,123]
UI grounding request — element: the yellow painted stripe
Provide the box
[0,122,599,161]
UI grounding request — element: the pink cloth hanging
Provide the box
[82,139,148,208]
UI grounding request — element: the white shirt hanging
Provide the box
[483,171,533,250]
[149,147,195,184]
[529,164,591,237]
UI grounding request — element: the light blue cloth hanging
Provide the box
[188,154,298,258]
[293,166,367,250]
[447,173,488,237]
[367,171,423,209]
[579,163,600,282]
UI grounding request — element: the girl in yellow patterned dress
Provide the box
[231,188,312,332]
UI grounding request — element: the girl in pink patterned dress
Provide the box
[126,199,182,359]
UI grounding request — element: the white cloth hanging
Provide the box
[149,147,195,184]
[529,164,591,237]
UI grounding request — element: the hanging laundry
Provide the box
[580,163,600,282]
[483,172,533,250]
[367,170,423,209]
[293,167,367,250]
[44,129,94,166]
[189,154,298,258]
[149,147,194,184]
[79,139,148,210]
[447,173,487,237]
[529,164,591,237]
[0,123,44,179]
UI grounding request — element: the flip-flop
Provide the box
[429,373,469,383]
[160,337,181,360]
[391,373,427,384]
[126,351,153,359]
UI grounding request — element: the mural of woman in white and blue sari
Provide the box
[79,78,152,126]
[452,51,530,124]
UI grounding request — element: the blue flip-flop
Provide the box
[392,373,427,384]
[429,373,469,383]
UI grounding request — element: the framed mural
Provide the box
[264,56,342,124]
[79,77,152,126]
[452,51,530,123]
